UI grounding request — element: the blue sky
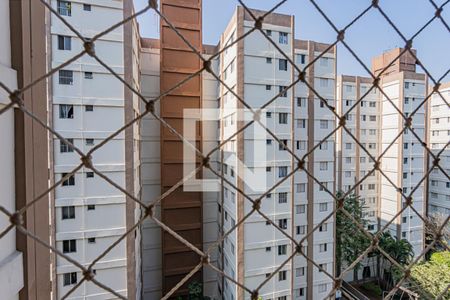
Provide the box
[133,0,449,81]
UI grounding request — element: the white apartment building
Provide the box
[0,2,24,298]
[428,83,450,216]
[50,0,141,298]
[373,49,427,257]
[292,40,336,299]
[217,7,336,300]
[336,75,381,281]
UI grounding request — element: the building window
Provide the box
[60,138,74,153]
[319,202,327,212]
[266,85,272,91]
[279,86,288,97]
[62,173,75,186]
[278,270,287,281]
[63,239,77,253]
[404,143,408,149]
[266,166,272,172]
[59,70,73,85]
[278,245,287,255]
[298,288,305,297]
[86,138,94,146]
[87,204,95,210]
[320,57,329,67]
[58,35,71,50]
[298,54,306,64]
[279,139,288,150]
[88,237,96,244]
[278,192,288,204]
[279,166,288,178]
[266,29,272,36]
[85,105,94,112]
[368,224,375,230]
[86,172,94,178]
[63,272,77,286]
[266,112,272,118]
[297,140,306,150]
[266,139,272,145]
[83,4,92,11]
[318,283,327,293]
[279,32,288,44]
[296,225,306,235]
[297,97,306,107]
[279,59,288,71]
[84,72,93,79]
[320,120,328,129]
[404,82,410,89]
[62,206,75,220]
[319,263,327,272]
[278,219,288,229]
[59,104,74,119]
[319,223,327,232]
[297,119,306,128]
[319,142,328,150]
[266,57,272,64]
[57,1,72,16]
[319,243,328,252]
[320,162,328,171]
[296,184,305,193]
[296,204,305,214]
[265,246,271,252]
[279,113,288,124]
[320,78,329,87]
[296,267,305,277]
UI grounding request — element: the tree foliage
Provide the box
[377,231,414,288]
[409,251,450,299]
[336,192,371,280]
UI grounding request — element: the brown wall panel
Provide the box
[160,118,201,139]
[164,251,201,271]
[160,0,202,294]
[162,49,202,70]
[164,208,202,227]
[163,229,202,251]
[161,164,202,186]
[161,72,201,95]
[161,141,201,162]
[162,28,201,50]
[162,5,200,25]
[162,188,201,207]
[160,95,200,117]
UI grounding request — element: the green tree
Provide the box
[188,281,203,300]
[409,251,450,299]
[377,231,414,288]
[336,192,371,281]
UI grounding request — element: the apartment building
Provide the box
[50,0,141,298]
[373,49,427,257]
[214,7,336,300]
[336,75,381,281]
[428,82,450,216]
[0,2,24,299]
